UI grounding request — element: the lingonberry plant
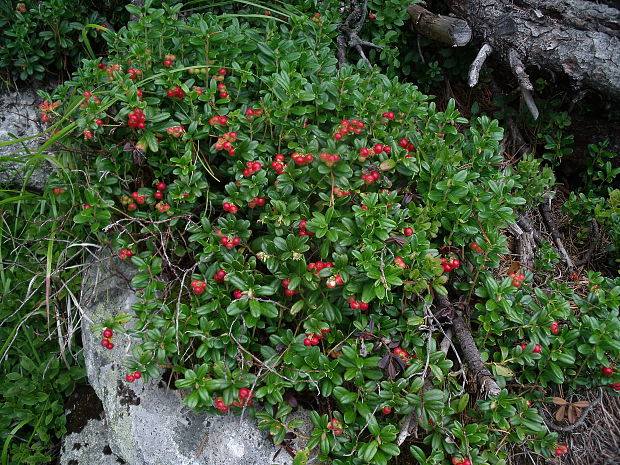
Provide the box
[38,2,619,465]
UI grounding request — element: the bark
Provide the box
[442,0,620,100]
[437,295,501,397]
[407,4,472,47]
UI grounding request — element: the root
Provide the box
[469,43,492,87]
[539,195,575,269]
[337,0,383,69]
[575,219,600,267]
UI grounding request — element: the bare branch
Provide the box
[469,43,492,87]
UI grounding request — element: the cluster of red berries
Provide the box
[292,152,314,166]
[214,270,227,282]
[131,191,146,204]
[104,63,122,76]
[153,182,167,199]
[128,108,146,129]
[332,187,351,197]
[167,85,185,99]
[601,366,614,376]
[191,280,207,294]
[125,371,142,383]
[281,279,295,296]
[397,138,417,154]
[303,328,330,346]
[549,321,560,334]
[394,256,406,269]
[310,12,322,23]
[451,458,471,465]
[209,115,228,126]
[53,187,65,195]
[81,91,101,108]
[155,202,171,213]
[221,236,240,249]
[243,161,262,177]
[510,272,526,287]
[554,444,569,457]
[101,328,115,350]
[519,343,542,353]
[382,111,395,120]
[327,417,343,435]
[333,119,364,140]
[214,388,253,413]
[167,125,185,138]
[127,68,142,80]
[440,257,461,273]
[393,347,415,363]
[245,108,263,120]
[319,152,340,167]
[214,131,237,156]
[271,154,286,174]
[298,220,315,237]
[216,82,229,99]
[163,54,176,67]
[118,248,133,259]
[470,242,483,253]
[326,274,345,288]
[346,296,369,311]
[308,261,334,273]
[361,171,380,184]
[358,143,391,162]
[248,197,266,208]
[223,202,239,214]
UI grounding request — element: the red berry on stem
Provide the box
[602,366,614,376]
[404,227,414,236]
[103,328,113,338]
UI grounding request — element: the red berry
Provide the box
[533,344,541,353]
[238,388,250,399]
[133,371,142,379]
[157,182,166,191]
[125,374,135,382]
[404,227,414,236]
[303,338,312,346]
[101,339,110,348]
[442,263,452,272]
[359,302,369,311]
[193,286,205,294]
[107,342,114,350]
[382,406,392,414]
[103,328,113,338]
[451,259,460,268]
[602,366,614,376]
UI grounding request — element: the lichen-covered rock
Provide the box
[0,86,52,191]
[80,252,309,465]
[60,418,125,465]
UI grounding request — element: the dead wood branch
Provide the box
[408,4,472,47]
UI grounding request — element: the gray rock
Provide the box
[0,86,53,191]
[79,253,311,465]
[60,418,124,465]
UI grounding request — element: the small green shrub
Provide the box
[28,2,619,465]
[0,0,127,80]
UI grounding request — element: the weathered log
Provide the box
[443,0,620,100]
[407,4,472,47]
